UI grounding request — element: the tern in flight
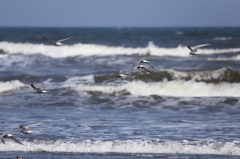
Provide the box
[130,64,153,78]
[43,36,73,46]
[31,84,48,93]
[135,58,156,70]
[19,123,42,134]
[113,70,130,78]
[0,133,23,145]
[187,44,210,56]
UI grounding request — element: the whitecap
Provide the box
[0,80,25,93]
[67,80,240,97]
[1,41,240,58]
[214,37,232,41]
[1,139,240,155]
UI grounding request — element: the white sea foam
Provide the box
[1,41,240,58]
[166,67,237,82]
[208,55,240,61]
[214,37,232,41]
[0,80,25,93]
[1,139,240,155]
[68,80,240,97]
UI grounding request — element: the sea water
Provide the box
[0,27,240,158]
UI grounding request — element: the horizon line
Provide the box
[1,26,240,28]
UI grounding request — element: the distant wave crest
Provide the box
[214,37,232,41]
[1,41,240,57]
[1,139,240,155]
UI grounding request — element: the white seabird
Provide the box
[135,58,156,70]
[31,84,48,93]
[43,36,73,46]
[187,44,210,56]
[0,133,23,145]
[130,64,153,78]
[113,70,130,78]
[19,123,42,134]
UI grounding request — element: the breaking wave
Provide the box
[214,37,232,41]
[1,41,240,58]
[142,67,240,83]
[93,67,240,83]
[0,80,25,93]
[208,55,240,61]
[1,139,240,156]
[66,80,240,97]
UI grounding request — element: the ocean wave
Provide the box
[1,139,240,155]
[94,67,240,83]
[159,67,240,83]
[0,80,25,93]
[208,55,240,61]
[66,80,240,97]
[214,37,232,41]
[1,41,240,58]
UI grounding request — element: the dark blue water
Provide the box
[1,27,240,48]
[0,27,240,158]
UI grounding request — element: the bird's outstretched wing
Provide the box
[0,136,5,144]
[134,59,142,66]
[25,123,42,130]
[57,36,73,42]
[43,36,56,43]
[193,44,210,51]
[140,67,153,73]
[144,62,156,70]
[19,126,26,130]
[187,46,193,51]
[31,84,41,91]
[130,65,138,78]
[8,136,23,145]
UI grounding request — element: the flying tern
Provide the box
[31,84,48,93]
[0,133,23,145]
[130,65,153,78]
[43,36,73,46]
[19,123,42,134]
[187,44,210,56]
[135,58,156,70]
[113,70,130,78]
